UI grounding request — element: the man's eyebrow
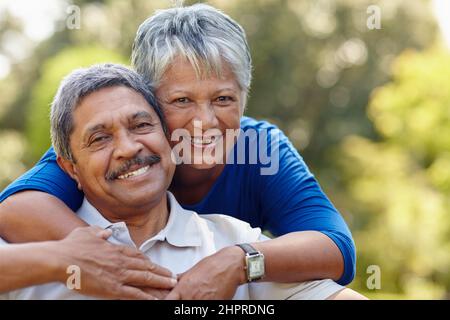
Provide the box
[131,111,155,121]
[83,124,107,140]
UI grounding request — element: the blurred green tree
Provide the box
[336,47,450,298]
[24,46,127,162]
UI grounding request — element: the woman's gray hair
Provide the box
[50,63,167,162]
[131,3,252,106]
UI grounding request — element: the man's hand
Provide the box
[49,226,177,300]
[165,246,246,300]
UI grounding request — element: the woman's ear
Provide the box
[56,156,82,190]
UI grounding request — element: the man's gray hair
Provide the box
[50,63,167,162]
[131,3,252,105]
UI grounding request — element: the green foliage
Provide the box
[369,48,450,165]
[228,0,438,167]
[24,46,127,162]
[338,48,450,299]
[0,130,26,190]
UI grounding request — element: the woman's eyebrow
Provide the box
[165,89,189,96]
[213,87,238,94]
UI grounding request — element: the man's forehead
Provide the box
[73,87,158,130]
[81,109,156,133]
[76,86,154,115]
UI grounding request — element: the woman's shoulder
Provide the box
[238,116,291,148]
[237,116,298,161]
[240,116,280,132]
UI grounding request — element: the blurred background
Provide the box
[0,0,449,299]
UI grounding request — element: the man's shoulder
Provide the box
[192,211,263,244]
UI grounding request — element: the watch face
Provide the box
[247,254,265,279]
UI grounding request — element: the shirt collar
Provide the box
[77,198,114,229]
[159,192,202,248]
[76,192,202,249]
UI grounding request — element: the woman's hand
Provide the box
[50,226,177,300]
[165,246,246,300]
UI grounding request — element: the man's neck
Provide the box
[169,164,225,205]
[88,193,170,248]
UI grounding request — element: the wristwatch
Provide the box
[236,243,265,282]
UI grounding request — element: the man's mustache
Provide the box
[105,154,161,181]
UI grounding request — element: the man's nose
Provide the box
[113,132,143,159]
[194,102,219,130]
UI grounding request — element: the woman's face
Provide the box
[155,56,242,170]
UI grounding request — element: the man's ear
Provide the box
[56,156,82,190]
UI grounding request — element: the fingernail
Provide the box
[171,278,177,286]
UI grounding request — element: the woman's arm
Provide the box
[164,231,344,299]
[0,226,176,299]
[251,231,344,282]
[0,191,86,242]
[255,124,356,285]
[165,123,355,299]
[0,240,64,292]
[0,147,85,242]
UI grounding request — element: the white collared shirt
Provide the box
[0,192,343,300]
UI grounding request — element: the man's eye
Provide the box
[175,97,190,104]
[90,135,108,145]
[135,122,151,129]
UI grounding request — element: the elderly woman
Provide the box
[0,4,357,299]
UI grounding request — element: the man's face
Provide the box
[59,86,175,218]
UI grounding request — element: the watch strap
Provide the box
[236,243,259,256]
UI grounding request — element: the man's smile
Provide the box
[106,154,162,181]
[117,164,151,180]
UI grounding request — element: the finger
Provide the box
[121,255,174,278]
[75,226,111,239]
[117,245,154,262]
[123,270,177,289]
[165,289,181,300]
[96,229,113,239]
[115,285,158,300]
[143,261,175,278]
[141,288,171,300]
[82,225,104,234]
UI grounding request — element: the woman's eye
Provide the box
[215,96,234,104]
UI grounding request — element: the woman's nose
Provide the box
[194,102,219,130]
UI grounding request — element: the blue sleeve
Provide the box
[257,126,356,285]
[0,147,84,212]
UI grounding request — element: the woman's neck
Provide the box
[169,164,225,205]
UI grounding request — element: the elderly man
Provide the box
[0,63,362,300]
